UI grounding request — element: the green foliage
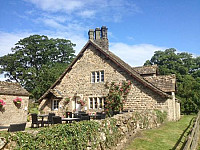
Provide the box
[104,80,132,115]
[145,48,200,114]
[0,119,121,150]
[154,109,167,124]
[0,35,76,100]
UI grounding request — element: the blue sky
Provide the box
[0,0,200,80]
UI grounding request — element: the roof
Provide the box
[144,75,176,92]
[133,65,158,75]
[38,40,171,102]
[0,81,29,96]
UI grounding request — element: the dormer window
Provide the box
[91,71,104,83]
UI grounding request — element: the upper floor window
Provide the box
[91,71,104,83]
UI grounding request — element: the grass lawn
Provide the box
[126,115,195,150]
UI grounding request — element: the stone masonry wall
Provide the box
[0,95,29,126]
[39,45,173,120]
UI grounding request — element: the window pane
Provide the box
[91,72,95,83]
[94,98,98,109]
[99,98,102,108]
[53,100,59,110]
[90,98,93,109]
[100,71,104,82]
[96,72,100,82]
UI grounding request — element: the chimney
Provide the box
[88,26,109,51]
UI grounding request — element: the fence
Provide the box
[183,111,200,150]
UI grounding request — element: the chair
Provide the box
[78,111,86,114]
[66,112,72,118]
[52,116,62,124]
[101,113,106,119]
[96,112,102,120]
[43,113,55,126]
[8,123,26,132]
[31,113,42,128]
[80,114,90,121]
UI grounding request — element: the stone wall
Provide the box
[0,95,29,126]
[39,45,178,120]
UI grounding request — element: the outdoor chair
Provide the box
[101,113,106,119]
[52,116,62,124]
[8,123,26,132]
[80,114,90,121]
[78,111,86,114]
[43,113,55,126]
[31,113,42,128]
[66,112,72,118]
[96,112,102,120]
[74,113,81,119]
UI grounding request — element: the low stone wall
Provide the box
[93,110,165,150]
[0,110,165,150]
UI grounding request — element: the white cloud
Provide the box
[110,43,167,67]
[26,0,141,21]
[78,10,96,18]
[27,0,84,13]
[0,32,33,57]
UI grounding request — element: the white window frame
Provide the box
[52,99,59,110]
[89,97,105,109]
[91,70,104,83]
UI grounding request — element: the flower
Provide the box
[0,99,5,106]
[77,99,86,106]
[13,97,22,104]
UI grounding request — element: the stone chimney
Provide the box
[88,26,109,51]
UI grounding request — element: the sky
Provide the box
[0,0,200,80]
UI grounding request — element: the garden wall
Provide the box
[0,110,166,150]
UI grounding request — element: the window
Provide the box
[94,98,98,109]
[96,72,100,82]
[91,70,104,83]
[100,71,104,82]
[90,98,93,109]
[91,72,95,83]
[89,97,105,109]
[52,99,59,110]
[99,98,103,108]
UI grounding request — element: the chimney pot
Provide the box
[95,28,101,40]
[88,29,94,40]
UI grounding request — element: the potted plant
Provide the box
[64,97,70,105]
[13,97,22,105]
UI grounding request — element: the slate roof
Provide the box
[39,40,172,102]
[133,65,158,75]
[144,75,176,92]
[0,81,29,96]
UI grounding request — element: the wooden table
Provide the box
[38,114,48,127]
[62,118,80,123]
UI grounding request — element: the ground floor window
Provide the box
[89,97,105,109]
[52,99,59,110]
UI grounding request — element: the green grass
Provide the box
[126,115,195,150]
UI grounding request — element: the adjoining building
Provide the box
[39,26,180,121]
[0,81,29,126]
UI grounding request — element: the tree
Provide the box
[145,48,200,114]
[0,35,76,99]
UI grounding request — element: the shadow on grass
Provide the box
[170,117,195,150]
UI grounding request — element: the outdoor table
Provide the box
[62,118,80,123]
[38,114,48,127]
[89,114,101,119]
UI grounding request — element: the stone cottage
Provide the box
[0,81,29,126]
[39,26,180,121]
